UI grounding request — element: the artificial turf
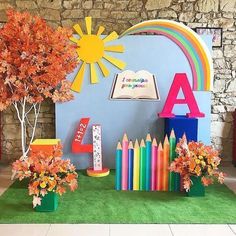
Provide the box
[0,170,235,224]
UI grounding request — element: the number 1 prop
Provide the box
[92,125,102,171]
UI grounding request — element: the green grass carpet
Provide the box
[0,170,236,224]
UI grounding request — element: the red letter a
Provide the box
[159,73,205,118]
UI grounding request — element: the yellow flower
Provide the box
[39,172,45,178]
[40,181,47,188]
[208,166,213,175]
[195,159,200,164]
[199,156,203,160]
[201,161,206,167]
[195,165,201,176]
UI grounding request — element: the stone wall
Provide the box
[0,0,235,162]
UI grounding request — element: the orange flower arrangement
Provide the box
[12,144,78,207]
[170,136,225,192]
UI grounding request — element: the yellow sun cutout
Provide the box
[70,17,126,92]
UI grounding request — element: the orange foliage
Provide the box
[12,144,78,208]
[170,138,225,192]
[0,9,77,110]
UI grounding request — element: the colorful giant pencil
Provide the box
[157,142,163,191]
[163,135,169,191]
[169,130,176,192]
[133,139,140,190]
[128,140,134,190]
[145,134,152,191]
[139,139,146,191]
[151,138,157,191]
[115,141,122,190]
[122,133,128,190]
[180,133,187,192]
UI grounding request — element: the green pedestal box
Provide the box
[187,176,205,197]
[35,192,59,212]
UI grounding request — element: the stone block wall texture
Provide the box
[0,0,235,162]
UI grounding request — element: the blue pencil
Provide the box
[128,141,134,190]
[145,134,152,191]
[115,142,122,190]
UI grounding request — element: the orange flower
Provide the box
[56,186,66,196]
[189,159,196,172]
[201,176,213,186]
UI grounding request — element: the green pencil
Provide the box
[169,129,176,192]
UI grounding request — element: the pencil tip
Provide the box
[117,142,122,149]
[170,129,175,138]
[182,133,187,140]
[152,138,157,146]
[123,133,128,141]
[158,142,163,149]
[134,139,139,148]
[140,139,145,147]
[164,135,169,144]
[128,140,133,148]
[146,133,151,141]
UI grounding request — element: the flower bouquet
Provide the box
[170,136,225,196]
[12,144,78,209]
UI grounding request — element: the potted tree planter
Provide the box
[170,136,225,196]
[35,191,59,212]
[187,176,205,197]
[13,144,78,211]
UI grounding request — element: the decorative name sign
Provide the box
[110,70,160,100]
[71,117,93,153]
[92,125,102,171]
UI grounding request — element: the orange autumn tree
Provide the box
[0,9,77,158]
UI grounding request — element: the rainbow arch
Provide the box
[120,20,213,91]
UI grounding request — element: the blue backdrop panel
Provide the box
[164,116,198,142]
[56,35,212,169]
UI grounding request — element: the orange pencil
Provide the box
[156,142,163,191]
[163,135,170,191]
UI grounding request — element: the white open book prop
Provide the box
[110,70,160,100]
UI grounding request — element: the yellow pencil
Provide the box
[133,139,140,190]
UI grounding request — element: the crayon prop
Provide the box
[163,135,170,191]
[128,141,134,190]
[115,141,122,190]
[145,134,152,191]
[157,142,163,191]
[133,139,140,190]
[151,138,158,191]
[139,139,146,191]
[122,133,129,190]
[169,129,176,192]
